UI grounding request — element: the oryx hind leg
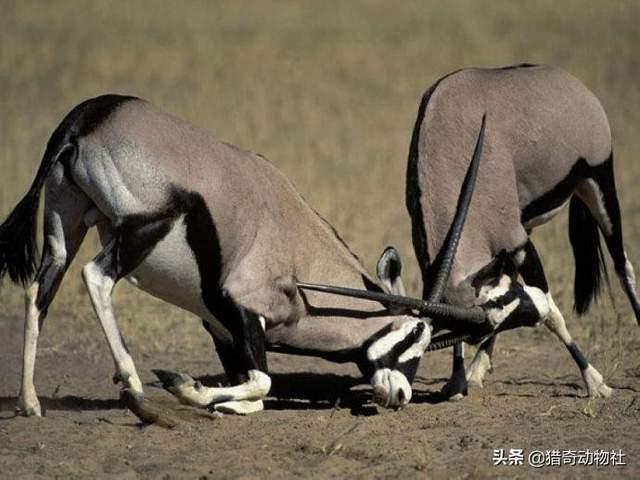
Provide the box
[576,157,640,324]
[466,245,549,389]
[156,302,270,415]
[82,241,144,398]
[18,169,90,416]
[466,334,496,388]
[521,240,611,398]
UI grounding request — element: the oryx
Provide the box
[406,64,640,400]
[0,95,491,420]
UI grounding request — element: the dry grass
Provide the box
[1,0,640,356]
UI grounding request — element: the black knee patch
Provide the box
[567,342,589,371]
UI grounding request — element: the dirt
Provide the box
[1,311,639,480]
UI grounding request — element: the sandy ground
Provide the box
[1,309,638,479]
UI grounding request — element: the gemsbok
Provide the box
[405,64,640,400]
[0,95,494,421]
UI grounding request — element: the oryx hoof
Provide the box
[16,396,42,417]
[583,366,613,399]
[214,400,264,415]
[441,375,468,401]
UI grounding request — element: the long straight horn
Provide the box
[426,113,487,303]
[296,281,488,327]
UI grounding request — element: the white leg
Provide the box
[544,294,612,398]
[17,283,43,416]
[154,369,271,415]
[466,337,494,388]
[82,261,143,395]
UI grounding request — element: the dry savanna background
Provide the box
[1,1,639,478]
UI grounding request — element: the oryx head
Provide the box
[298,114,488,409]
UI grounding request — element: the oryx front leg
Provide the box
[82,248,143,398]
[154,369,271,414]
[466,335,496,388]
[544,295,612,398]
[157,300,271,415]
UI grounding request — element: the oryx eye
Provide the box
[412,322,425,338]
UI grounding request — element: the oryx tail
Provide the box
[0,133,71,285]
[568,153,640,324]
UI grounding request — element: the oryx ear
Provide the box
[376,246,406,296]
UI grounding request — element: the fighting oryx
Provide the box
[0,94,492,421]
[406,64,640,400]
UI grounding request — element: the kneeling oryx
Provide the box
[0,94,496,421]
[406,64,640,400]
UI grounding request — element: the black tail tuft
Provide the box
[0,191,41,285]
[569,196,609,314]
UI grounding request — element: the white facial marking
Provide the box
[398,323,431,363]
[477,275,512,304]
[486,299,520,326]
[371,368,412,408]
[366,319,420,361]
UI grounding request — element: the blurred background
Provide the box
[1,0,639,357]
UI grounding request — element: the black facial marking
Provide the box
[359,323,426,381]
[490,285,543,333]
[471,248,522,291]
[567,342,589,371]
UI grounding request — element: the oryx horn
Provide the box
[427,113,486,303]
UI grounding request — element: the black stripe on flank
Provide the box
[567,342,589,371]
[521,157,614,225]
[182,191,224,316]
